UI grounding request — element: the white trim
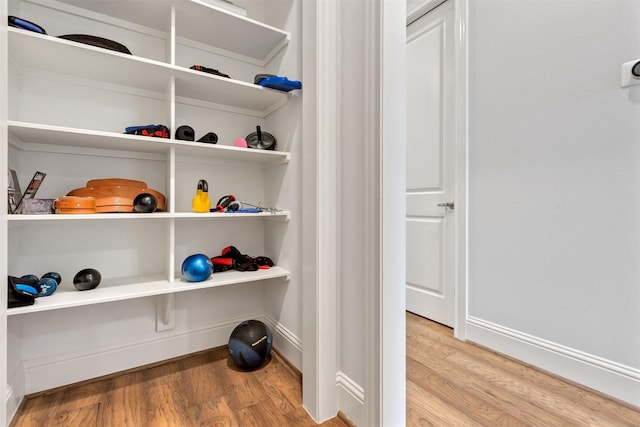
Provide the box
[263,313,303,369]
[301,0,339,423]
[5,382,18,427]
[362,1,381,424]
[466,317,640,407]
[407,0,447,25]
[314,0,339,419]
[0,0,9,424]
[301,0,319,419]
[364,1,407,426]
[336,371,364,427]
[453,0,469,341]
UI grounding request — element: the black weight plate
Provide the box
[245,131,276,150]
[59,34,132,54]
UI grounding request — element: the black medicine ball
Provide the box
[228,320,273,370]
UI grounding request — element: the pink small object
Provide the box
[234,138,248,148]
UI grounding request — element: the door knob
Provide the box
[437,201,455,210]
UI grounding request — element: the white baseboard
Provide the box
[263,315,365,424]
[336,371,364,426]
[5,384,19,427]
[466,316,640,407]
[263,313,303,370]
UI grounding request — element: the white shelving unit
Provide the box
[5,0,293,313]
[9,29,288,114]
[7,266,290,316]
[8,121,291,164]
[52,0,290,64]
[8,211,290,222]
[2,0,300,420]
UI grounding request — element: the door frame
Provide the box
[407,0,468,340]
[302,0,411,424]
[302,0,468,424]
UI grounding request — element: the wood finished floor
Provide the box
[9,347,350,427]
[11,313,640,426]
[407,311,640,426]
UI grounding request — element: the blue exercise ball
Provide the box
[228,320,273,370]
[181,254,213,282]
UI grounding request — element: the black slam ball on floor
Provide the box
[228,320,273,370]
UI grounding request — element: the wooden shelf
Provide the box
[7,266,290,315]
[9,29,288,114]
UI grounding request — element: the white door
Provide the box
[406,0,456,327]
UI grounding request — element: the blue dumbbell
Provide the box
[36,278,57,297]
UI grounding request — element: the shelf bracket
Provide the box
[156,293,175,332]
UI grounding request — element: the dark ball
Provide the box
[41,272,62,285]
[133,193,158,213]
[228,320,273,370]
[181,254,213,282]
[73,268,102,291]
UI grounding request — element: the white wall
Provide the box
[262,0,304,368]
[467,0,640,405]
